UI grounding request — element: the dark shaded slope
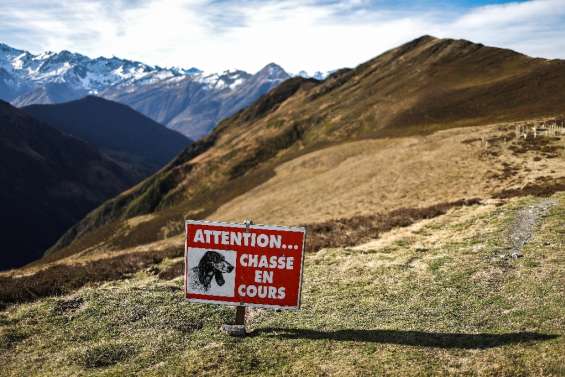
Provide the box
[46,36,565,261]
[0,100,135,270]
[24,96,191,177]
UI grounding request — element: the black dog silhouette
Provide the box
[196,251,234,290]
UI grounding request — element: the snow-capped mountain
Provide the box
[0,42,181,101]
[101,63,291,139]
[296,70,329,81]
[0,42,293,138]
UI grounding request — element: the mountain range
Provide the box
[101,63,291,139]
[0,42,299,139]
[43,35,565,263]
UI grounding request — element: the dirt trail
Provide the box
[507,199,556,258]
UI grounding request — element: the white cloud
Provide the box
[440,0,565,60]
[454,0,565,28]
[1,0,564,73]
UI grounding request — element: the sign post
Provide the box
[184,219,306,335]
[235,306,246,325]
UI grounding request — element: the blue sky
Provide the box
[1,0,564,73]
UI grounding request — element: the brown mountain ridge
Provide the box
[42,35,565,264]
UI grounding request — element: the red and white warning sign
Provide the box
[185,220,306,309]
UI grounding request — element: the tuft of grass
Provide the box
[427,256,451,273]
[52,296,84,315]
[71,342,137,369]
[0,328,27,350]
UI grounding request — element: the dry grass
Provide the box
[303,198,481,252]
[0,246,180,308]
[209,122,564,225]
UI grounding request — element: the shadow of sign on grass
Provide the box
[250,328,557,349]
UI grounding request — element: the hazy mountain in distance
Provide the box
[23,96,192,178]
[0,100,136,270]
[45,35,565,263]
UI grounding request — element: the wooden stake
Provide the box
[221,219,252,337]
[221,306,247,336]
[235,306,246,326]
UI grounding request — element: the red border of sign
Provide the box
[184,220,307,310]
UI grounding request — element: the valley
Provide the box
[0,100,136,270]
[0,96,191,270]
[41,36,565,266]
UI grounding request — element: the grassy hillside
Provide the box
[43,36,565,264]
[1,193,563,376]
[35,119,564,267]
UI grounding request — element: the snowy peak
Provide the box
[295,70,329,80]
[256,63,289,80]
[0,43,25,57]
[182,67,203,75]
[0,42,185,98]
[196,69,252,90]
[0,41,300,139]
[0,42,298,102]
[0,44,28,72]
